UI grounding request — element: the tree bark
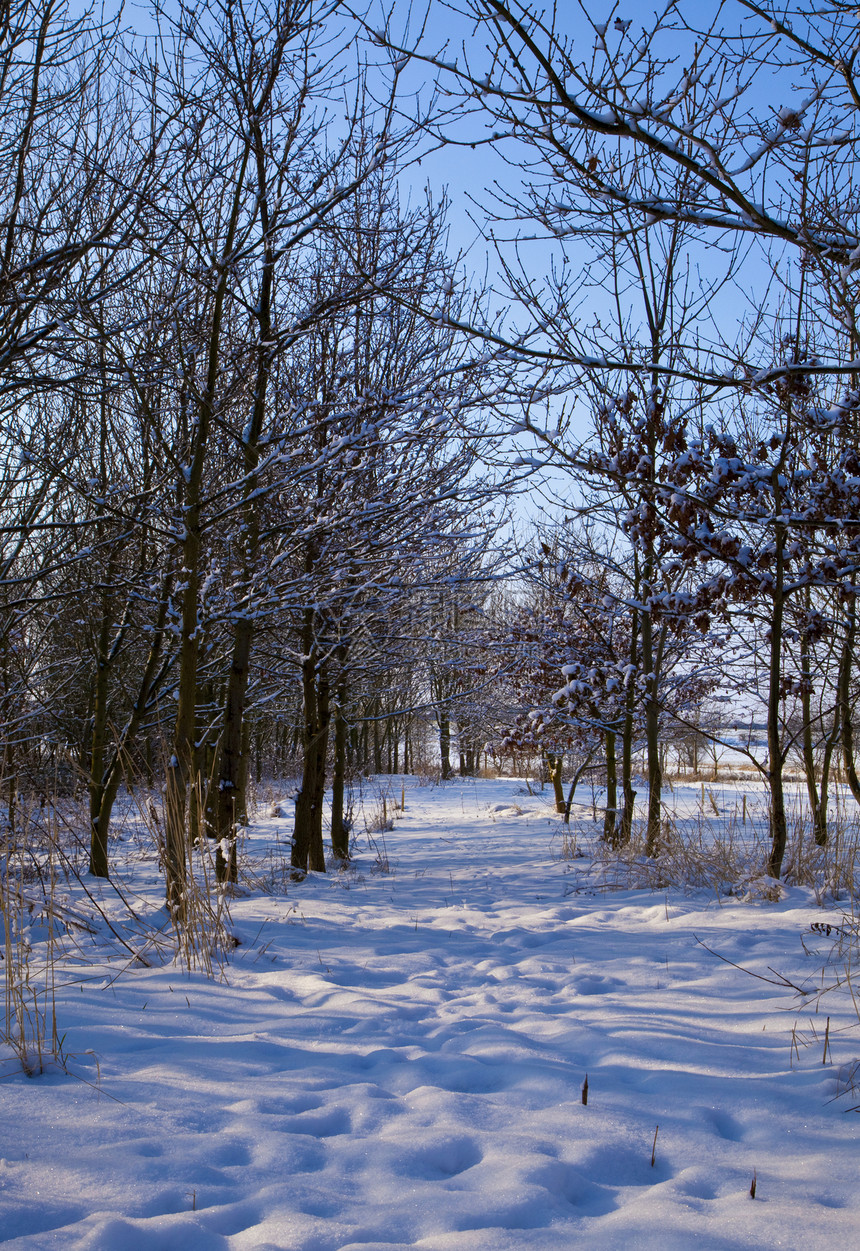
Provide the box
[292,628,330,874]
[603,727,618,843]
[214,617,252,884]
[765,517,789,878]
[641,605,663,856]
[838,591,860,807]
[799,592,827,845]
[544,750,565,814]
[88,582,114,879]
[618,609,639,845]
[331,677,349,860]
[164,541,201,919]
[438,711,452,779]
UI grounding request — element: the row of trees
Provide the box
[0,0,500,911]
[4,0,860,895]
[384,0,860,878]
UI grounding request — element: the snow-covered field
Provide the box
[2,777,860,1249]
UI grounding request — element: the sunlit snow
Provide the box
[1,778,858,1249]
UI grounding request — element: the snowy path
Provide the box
[1,778,859,1248]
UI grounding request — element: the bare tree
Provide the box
[371,1,860,874]
[117,0,416,907]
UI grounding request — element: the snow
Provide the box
[2,777,860,1248]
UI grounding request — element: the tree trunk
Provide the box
[165,549,200,919]
[255,724,263,784]
[544,750,565,814]
[164,128,251,915]
[817,701,840,848]
[212,150,275,880]
[213,616,252,884]
[564,750,596,825]
[190,683,216,848]
[88,587,114,879]
[373,708,382,774]
[438,712,452,779]
[766,520,788,878]
[0,639,16,836]
[618,614,639,844]
[838,591,860,807]
[641,606,663,857]
[331,678,349,860]
[292,641,329,875]
[799,594,826,845]
[603,727,618,843]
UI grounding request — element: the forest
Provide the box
[2,0,860,930]
[5,3,860,1244]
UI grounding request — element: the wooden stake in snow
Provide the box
[581,1074,588,1105]
[750,1170,757,1199]
[651,1124,659,1167]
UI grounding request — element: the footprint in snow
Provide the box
[572,973,624,995]
[281,1106,352,1138]
[703,1106,744,1142]
[394,1134,483,1180]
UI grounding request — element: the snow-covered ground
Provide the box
[2,776,860,1249]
